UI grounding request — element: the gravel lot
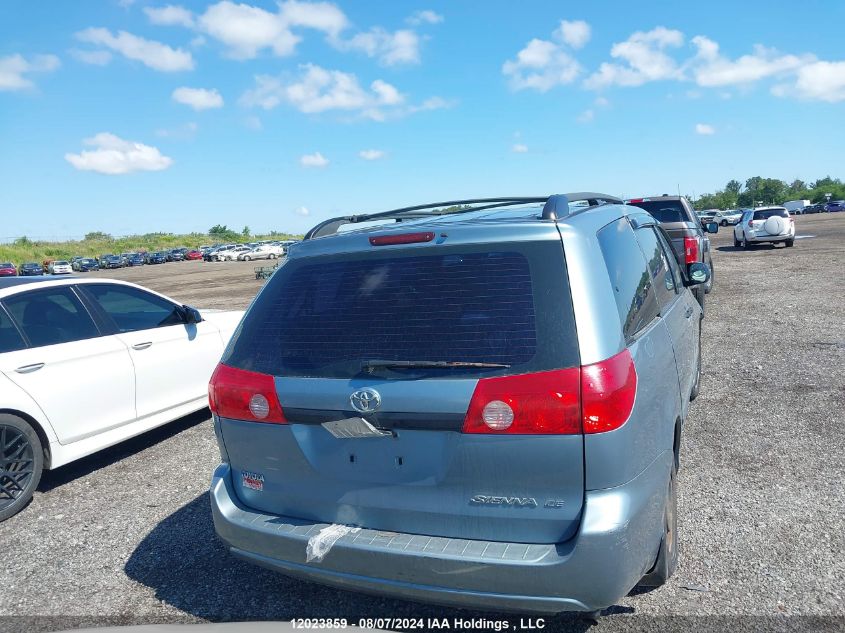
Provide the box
[1,215,843,633]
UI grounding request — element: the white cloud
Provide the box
[240,64,404,114]
[695,123,715,135]
[294,206,310,216]
[503,38,582,92]
[198,1,299,59]
[280,0,348,36]
[556,20,590,49]
[359,149,385,160]
[144,5,195,28]
[781,60,845,102]
[334,28,421,66]
[69,49,113,66]
[577,109,595,123]
[197,0,347,59]
[511,143,528,153]
[65,132,173,175]
[585,26,684,89]
[690,36,811,87]
[75,28,194,71]
[0,53,60,91]
[300,152,328,168]
[172,86,224,110]
[594,96,610,107]
[407,10,443,26]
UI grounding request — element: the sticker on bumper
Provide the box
[241,471,265,491]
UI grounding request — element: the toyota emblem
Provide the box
[350,388,382,414]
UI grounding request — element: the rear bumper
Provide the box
[748,233,792,242]
[210,452,671,614]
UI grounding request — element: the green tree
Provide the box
[242,225,251,237]
[725,179,742,195]
[209,224,229,236]
[85,231,112,241]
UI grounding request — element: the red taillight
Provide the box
[627,198,644,203]
[683,236,699,264]
[370,232,435,246]
[208,364,287,424]
[462,350,638,435]
[462,368,581,434]
[581,349,637,434]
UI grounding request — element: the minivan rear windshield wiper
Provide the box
[362,359,510,370]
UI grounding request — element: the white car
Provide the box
[733,207,795,249]
[0,277,244,521]
[214,246,251,261]
[48,260,72,275]
[237,245,283,261]
[714,210,742,226]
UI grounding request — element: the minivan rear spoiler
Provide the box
[303,192,623,240]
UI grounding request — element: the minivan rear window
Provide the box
[223,242,579,379]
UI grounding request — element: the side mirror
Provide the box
[686,262,710,286]
[182,305,203,324]
[705,222,719,234]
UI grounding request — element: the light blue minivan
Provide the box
[208,193,710,615]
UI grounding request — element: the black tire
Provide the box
[689,330,701,401]
[720,220,727,227]
[243,256,251,261]
[0,414,43,522]
[268,254,276,260]
[733,234,740,247]
[742,235,751,249]
[785,238,794,248]
[639,466,679,587]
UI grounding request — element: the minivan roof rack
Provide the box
[303,192,623,240]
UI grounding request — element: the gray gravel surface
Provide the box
[1,214,843,633]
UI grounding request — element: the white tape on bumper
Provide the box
[305,524,361,563]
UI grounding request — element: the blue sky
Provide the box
[2,1,844,239]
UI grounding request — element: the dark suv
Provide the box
[626,196,717,310]
[208,193,711,615]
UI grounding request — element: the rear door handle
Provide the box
[132,342,153,350]
[684,306,694,319]
[15,363,45,373]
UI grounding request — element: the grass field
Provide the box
[0,232,301,265]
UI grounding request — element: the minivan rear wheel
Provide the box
[639,467,679,587]
[0,414,44,522]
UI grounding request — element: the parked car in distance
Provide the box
[626,195,717,309]
[734,206,795,248]
[824,200,845,212]
[209,192,710,615]
[782,200,811,215]
[0,276,246,521]
[48,260,72,275]
[185,249,203,261]
[144,251,167,265]
[18,262,43,276]
[0,263,17,277]
[714,210,742,226]
[125,253,145,267]
[100,255,123,269]
[214,245,251,261]
[697,209,720,223]
[237,245,283,261]
[72,258,100,272]
[42,259,54,273]
[167,248,187,262]
[803,203,825,214]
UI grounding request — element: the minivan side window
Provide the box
[3,287,100,348]
[635,227,680,311]
[597,219,660,342]
[0,306,26,353]
[81,284,183,333]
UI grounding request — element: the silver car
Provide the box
[733,206,795,248]
[208,193,710,615]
